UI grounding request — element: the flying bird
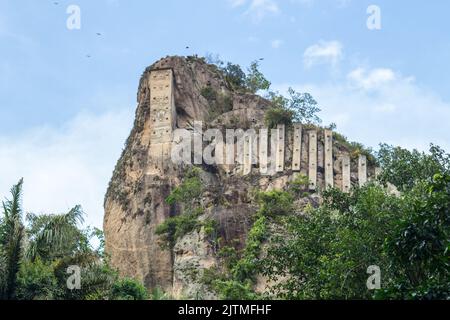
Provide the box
[96,33,102,36]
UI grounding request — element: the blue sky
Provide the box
[1,0,450,228]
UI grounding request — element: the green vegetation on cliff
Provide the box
[200,187,300,300]
[155,168,207,249]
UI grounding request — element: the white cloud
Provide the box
[303,40,343,68]
[229,0,280,22]
[0,109,134,229]
[271,39,283,49]
[347,67,398,90]
[274,67,450,153]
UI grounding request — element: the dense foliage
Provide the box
[0,180,150,300]
[262,145,450,300]
[377,143,450,191]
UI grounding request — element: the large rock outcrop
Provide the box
[104,56,377,298]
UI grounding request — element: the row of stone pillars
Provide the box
[242,124,372,192]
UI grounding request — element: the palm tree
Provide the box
[0,180,85,300]
[0,179,25,300]
[26,205,85,262]
[0,179,118,300]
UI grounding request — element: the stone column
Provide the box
[342,154,351,193]
[358,154,368,186]
[243,134,252,175]
[276,124,285,173]
[308,130,317,190]
[292,124,302,171]
[149,69,176,173]
[259,128,269,175]
[324,129,334,188]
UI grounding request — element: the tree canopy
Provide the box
[262,145,450,300]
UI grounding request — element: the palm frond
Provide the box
[0,179,25,300]
[26,205,85,261]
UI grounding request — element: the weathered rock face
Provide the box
[104,56,377,298]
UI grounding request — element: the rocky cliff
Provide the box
[104,56,377,299]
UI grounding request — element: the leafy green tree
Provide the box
[16,258,60,300]
[26,206,87,262]
[377,173,450,299]
[223,63,247,91]
[377,143,450,191]
[205,56,270,94]
[111,278,148,300]
[285,89,322,124]
[264,106,294,128]
[265,88,322,127]
[245,61,271,94]
[263,184,400,299]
